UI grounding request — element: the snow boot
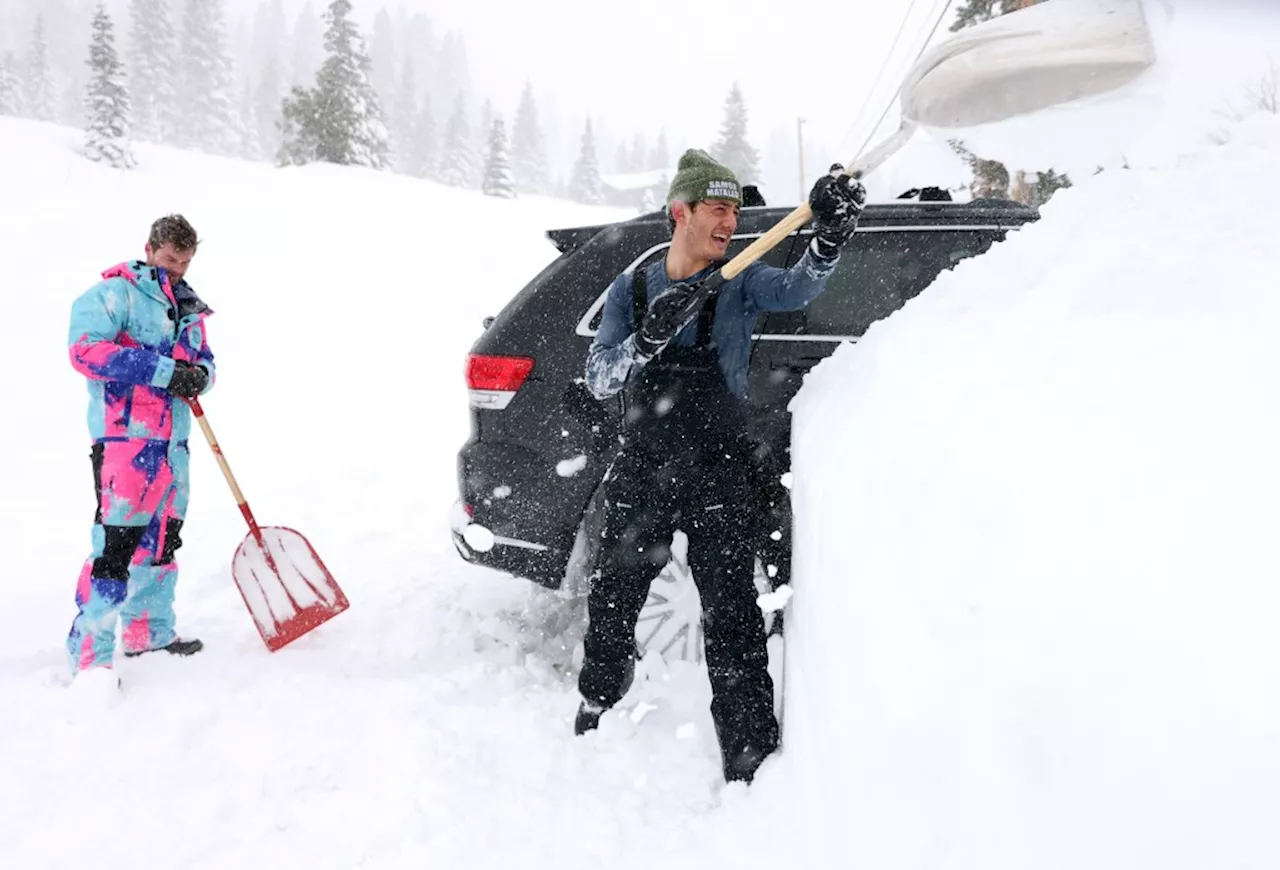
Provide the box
[723,743,772,784]
[124,637,204,658]
[574,700,605,736]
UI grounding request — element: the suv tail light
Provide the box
[466,354,534,410]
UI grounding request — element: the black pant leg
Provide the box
[683,455,779,777]
[578,451,676,709]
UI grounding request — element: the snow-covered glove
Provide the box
[166,360,209,398]
[634,282,702,357]
[808,164,867,260]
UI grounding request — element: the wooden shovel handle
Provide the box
[721,203,815,281]
[187,397,251,513]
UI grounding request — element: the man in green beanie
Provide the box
[578,149,866,784]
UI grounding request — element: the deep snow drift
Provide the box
[790,110,1280,869]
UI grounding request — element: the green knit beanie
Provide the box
[666,149,741,206]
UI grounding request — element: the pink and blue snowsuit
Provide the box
[65,261,215,674]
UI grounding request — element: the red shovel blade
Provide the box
[231,525,349,652]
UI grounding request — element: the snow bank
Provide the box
[789,111,1280,868]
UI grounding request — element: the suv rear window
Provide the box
[764,229,1004,338]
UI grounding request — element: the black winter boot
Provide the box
[574,700,605,735]
[724,743,773,784]
[125,638,204,658]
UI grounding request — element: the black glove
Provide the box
[633,281,701,357]
[808,164,867,259]
[167,360,209,398]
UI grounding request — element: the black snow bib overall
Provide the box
[620,265,747,462]
[580,263,779,778]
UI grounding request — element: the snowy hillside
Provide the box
[791,108,1280,869]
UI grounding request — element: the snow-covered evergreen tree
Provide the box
[481,117,515,199]
[629,131,648,171]
[510,81,549,195]
[569,118,604,205]
[278,0,389,169]
[254,58,285,156]
[405,91,437,179]
[128,0,179,143]
[0,53,23,118]
[473,97,494,186]
[239,76,264,160]
[650,128,671,172]
[83,3,135,169]
[178,0,241,156]
[25,14,56,122]
[390,56,418,174]
[949,0,1023,31]
[711,82,760,184]
[437,92,475,187]
[369,7,397,114]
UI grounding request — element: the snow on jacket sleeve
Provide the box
[68,278,175,388]
[585,272,650,400]
[742,240,841,313]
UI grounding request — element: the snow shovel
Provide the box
[663,0,1157,324]
[188,397,349,651]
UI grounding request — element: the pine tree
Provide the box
[278,0,389,169]
[0,53,23,117]
[369,7,396,114]
[949,0,1023,31]
[178,0,241,156]
[83,3,135,169]
[254,58,285,156]
[629,132,648,171]
[128,0,179,143]
[471,97,494,186]
[437,91,475,187]
[25,14,56,122]
[481,117,515,199]
[239,76,264,160]
[390,56,418,174]
[510,81,549,195]
[569,118,604,205]
[711,82,760,184]
[405,90,437,179]
[650,128,671,172]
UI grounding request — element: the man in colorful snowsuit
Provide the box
[66,214,216,678]
[578,150,866,783]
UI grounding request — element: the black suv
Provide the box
[453,196,1037,659]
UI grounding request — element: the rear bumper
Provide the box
[449,499,571,589]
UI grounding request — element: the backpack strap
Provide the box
[631,264,647,330]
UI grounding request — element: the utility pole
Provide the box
[796,117,806,202]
